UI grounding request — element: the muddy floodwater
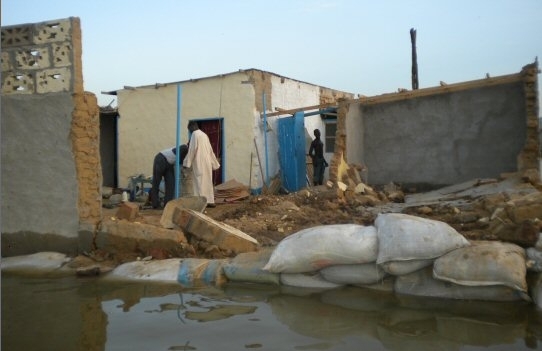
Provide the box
[2,274,542,351]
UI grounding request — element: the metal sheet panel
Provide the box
[278,112,305,192]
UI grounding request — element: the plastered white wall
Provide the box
[117,71,337,190]
[118,87,178,187]
[118,72,257,188]
[268,76,333,182]
[346,104,364,165]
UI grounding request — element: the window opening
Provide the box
[324,120,337,153]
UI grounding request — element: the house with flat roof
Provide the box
[103,69,355,193]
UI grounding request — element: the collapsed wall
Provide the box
[335,62,540,189]
[1,17,102,256]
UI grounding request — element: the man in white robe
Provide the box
[183,121,220,207]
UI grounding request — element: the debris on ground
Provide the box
[96,172,542,268]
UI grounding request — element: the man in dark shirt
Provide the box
[150,144,188,209]
[308,129,327,186]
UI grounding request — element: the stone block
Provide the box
[52,42,73,67]
[2,51,12,72]
[506,192,542,223]
[116,201,139,221]
[34,19,71,44]
[36,67,71,93]
[160,196,207,229]
[14,47,50,70]
[2,72,34,94]
[97,217,188,257]
[508,204,542,223]
[1,25,33,47]
[172,208,258,254]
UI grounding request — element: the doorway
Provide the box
[277,111,305,192]
[100,109,118,188]
[193,118,224,186]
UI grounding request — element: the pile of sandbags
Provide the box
[263,224,380,289]
[124,212,536,306]
[259,213,534,304]
[375,213,470,275]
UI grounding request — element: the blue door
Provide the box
[278,111,306,192]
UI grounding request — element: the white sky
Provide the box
[2,0,541,107]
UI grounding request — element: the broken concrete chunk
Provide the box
[354,182,372,194]
[97,219,188,257]
[527,247,542,272]
[172,207,258,254]
[160,196,207,229]
[116,201,139,221]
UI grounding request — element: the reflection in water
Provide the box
[2,275,541,351]
[269,285,541,350]
[167,342,197,350]
[1,275,106,351]
[184,304,257,322]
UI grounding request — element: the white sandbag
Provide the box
[280,272,343,289]
[263,224,378,273]
[395,266,527,301]
[536,233,542,250]
[433,241,528,293]
[177,258,229,287]
[528,273,542,309]
[379,258,433,276]
[223,248,280,285]
[526,247,542,272]
[356,276,396,292]
[375,213,469,275]
[1,252,72,276]
[320,263,385,285]
[106,258,181,283]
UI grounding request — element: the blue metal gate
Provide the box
[278,111,306,192]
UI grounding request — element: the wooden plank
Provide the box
[263,102,339,118]
[357,73,523,106]
[262,71,523,118]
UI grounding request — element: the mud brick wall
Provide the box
[519,63,540,173]
[1,17,101,256]
[72,92,102,224]
[328,100,350,183]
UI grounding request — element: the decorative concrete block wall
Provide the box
[1,17,101,256]
[1,18,81,94]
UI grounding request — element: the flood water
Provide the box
[2,274,542,351]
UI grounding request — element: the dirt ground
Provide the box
[126,175,542,259]
[74,174,541,278]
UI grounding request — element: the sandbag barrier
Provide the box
[174,213,542,308]
[91,213,542,308]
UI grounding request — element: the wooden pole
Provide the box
[410,28,419,90]
[249,152,253,191]
[253,138,267,192]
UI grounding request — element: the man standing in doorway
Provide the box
[308,128,327,186]
[183,121,220,207]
